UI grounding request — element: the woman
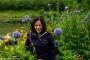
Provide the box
[25,16,56,60]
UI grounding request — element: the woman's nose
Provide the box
[37,25,40,28]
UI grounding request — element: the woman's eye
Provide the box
[39,25,42,26]
[35,25,38,26]
[35,25,42,27]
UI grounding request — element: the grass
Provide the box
[0,23,21,36]
[0,10,41,20]
[0,10,58,35]
[0,10,43,35]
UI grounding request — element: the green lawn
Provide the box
[0,10,42,35]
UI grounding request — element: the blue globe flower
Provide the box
[54,28,62,36]
[12,31,21,38]
[25,15,30,21]
[22,15,30,23]
[48,3,51,8]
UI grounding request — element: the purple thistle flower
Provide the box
[12,31,21,38]
[54,28,62,36]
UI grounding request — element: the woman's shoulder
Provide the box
[27,32,36,36]
[46,31,52,34]
[45,31,53,37]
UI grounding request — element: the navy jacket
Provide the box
[25,31,56,60]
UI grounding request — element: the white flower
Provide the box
[48,3,51,8]
[65,6,69,10]
[74,9,80,14]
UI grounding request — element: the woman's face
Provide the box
[34,20,43,33]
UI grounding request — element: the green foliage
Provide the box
[62,0,90,11]
[0,10,90,59]
[0,0,90,59]
[0,0,56,10]
[60,11,90,59]
[0,0,89,10]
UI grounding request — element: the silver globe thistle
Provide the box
[74,9,80,14]
[65,6,69,10]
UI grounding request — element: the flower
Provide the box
[74,9,80,14]
[12,31,21,39]
[25,15,30,21]
[48,3,51,8]
[22,15,30,23]
[65,6,69,10]
[54,28,62,36]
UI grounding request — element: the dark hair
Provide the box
[30,16,46,34]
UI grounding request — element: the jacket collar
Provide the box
[31,31,47,38]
